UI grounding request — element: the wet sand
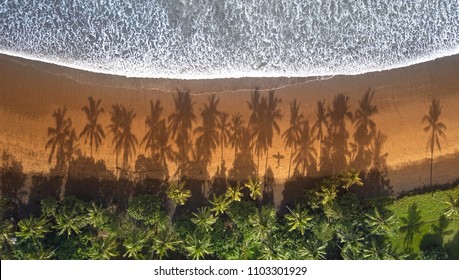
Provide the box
[1,53,459,196]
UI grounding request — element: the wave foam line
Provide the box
[1,46,459,80]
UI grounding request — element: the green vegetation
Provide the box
[1,174,457,260]
[388,186,459,259]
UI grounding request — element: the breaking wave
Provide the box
[1,0,458,79]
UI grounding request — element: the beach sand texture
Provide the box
[1,53,459,198]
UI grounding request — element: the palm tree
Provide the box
[229,113,245,157]
[123,229,149,260]
[15,216,49,245]
[292,121,316,176]
[298,236,327,260]
[248,205,276,241]
[45,107,73,173]
[166,181,191,206]
[216,112,231,166]
[341,170,364,191]
[115,106,138,172]
[315,179,339,206]
[168,90,196,177]
[244,176,262,201]
[107,104,123,177]
[141,100,163,158]
[313,100,329,168]
[422,98,447,186]
[260,235,288,260]
[336,226,364,259]
[151,225,181,259]
[184,233,213,260]
[194,95,220,166]
[87,236,118,260]
[364,207,399,236]
[86,202,109,229]
[53,206,87,237]
[443,194,459,217]
[191,207,217,232]
[209,194,230,215]
[282,99,304,180]
[362,238,392,260]
[353,89,378,171]
[80,96,105,158]
[284,203,312,235]
[225,184,243,202]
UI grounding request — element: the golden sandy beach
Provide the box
[1,53,459,202]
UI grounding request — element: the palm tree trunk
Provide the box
[287,146,293,181]
[90,137,93,159]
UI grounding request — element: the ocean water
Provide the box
[0,0,458,79]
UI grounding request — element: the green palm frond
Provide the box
[167,181,191,205]
[191,207,217,232]
[244,176,262,200]
[225,184,243,202]
[209,194,230,215]
[284,203,312,235]
[184,233,213,260]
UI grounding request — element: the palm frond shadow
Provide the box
[400,203,422,250]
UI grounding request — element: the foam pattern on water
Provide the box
[1,0,458,79]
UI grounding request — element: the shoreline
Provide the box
[2,46,459,80]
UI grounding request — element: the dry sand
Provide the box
[1,53,459,196]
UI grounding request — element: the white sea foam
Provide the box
[1,0,458,79]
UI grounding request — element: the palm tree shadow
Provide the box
[422,98,446,186]
[168,89,196,179]
[229,124,257,182]
[352,88,378,172]
[247,88,282,179]
[46,107,74,177]
[320,93,352,174]
[400,203,423,251]
[419,215,452,259]
[79,96,105,159]
[194,94,220,172]
[444,231,459,259]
